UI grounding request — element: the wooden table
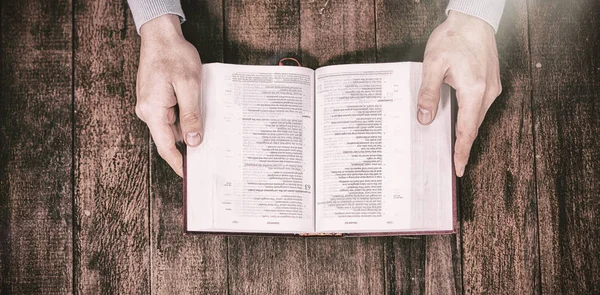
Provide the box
[1,0,599,294]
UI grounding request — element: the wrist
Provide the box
[140,14,183,42]
[447,10,495,33]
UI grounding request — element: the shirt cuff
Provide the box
[127,0,186,34]
[446,0,506,32]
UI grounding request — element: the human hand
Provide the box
[134,15,203,177]
[417,11,502,177]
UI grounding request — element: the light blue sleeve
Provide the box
[446,0,507,32]
[127,0,186,34]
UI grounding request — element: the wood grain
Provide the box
[300,0,376,67]
[222,1,310,294]
[2,0,600,293]
[300,1,385,294]
[425,235,462,295]
[460,0,540,294]
[224,0,301,65]
[73,0,149,293]
[375,1,462,294]
[375,0,448,63]
[385,237,425,294]
[529,0,600,293]
[150,1,228,294]
[0,0,73,293]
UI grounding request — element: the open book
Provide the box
[185,62,456,236]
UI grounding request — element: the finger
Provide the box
[174,77,203,147]
[454,88,484,177]
[417,59,446,125]
[478,80,502,126]
[147,117,184,177]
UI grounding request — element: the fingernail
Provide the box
[186,132,202,146]
[457,166,465,177]
[418,108,432,124]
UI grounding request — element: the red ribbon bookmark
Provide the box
[278,57,302,67]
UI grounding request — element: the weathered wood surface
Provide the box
[530,0,600,293]
[1,0,600,294]
[73,0,149,293]
[460,0,540,294]
[0,0,73,294]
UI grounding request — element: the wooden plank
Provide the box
[227,238,307,294]
[459,0,540,293]
[385,238,425,294]
[375,0,448,63]
[299,1,385,294]
[375,1,463,294]
[73,1,149,293]
[0,0,73,293]
[224,0,301,65]
[150,1,228,294]
[305,238,384,294]
[425,236,462,295]
[529,0,600,293]
[223,1,309,293]
[300,0,376,67]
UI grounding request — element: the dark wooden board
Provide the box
[73,0,149,293]
[385,237,425,294]
[300,0,376,68]
[460,0,540,293]
[425,235,462,295]
[0,0,73,293]
[224,0,301,65]
[375,1,462,294]
[300,1,385,294]
[529,0,600,293]
[150,1,228,294]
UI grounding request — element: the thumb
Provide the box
[175,79,203,147]
[417,61,446,125]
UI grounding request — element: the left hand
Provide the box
[417,11,502,177]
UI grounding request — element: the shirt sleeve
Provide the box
[127,0,186,34]
[446,0,506,32]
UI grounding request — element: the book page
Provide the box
[315,62,453,233]
[315,63,413,232]
[186,63,315,234]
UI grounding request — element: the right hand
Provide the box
[135,15,204,177]
[417,11,502,177]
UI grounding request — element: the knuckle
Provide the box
[135,104,143,119]
[487,79,502,99]
[180,112,200,127]
[458,126,479,142]
[178,67,202,85]
[135,103,151,121]
[165,109,177,125]
[424,51,446,64]
[182,73,201,86]
[419,88,439,104]
[137,102,154,117]
[495,82,503,97]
